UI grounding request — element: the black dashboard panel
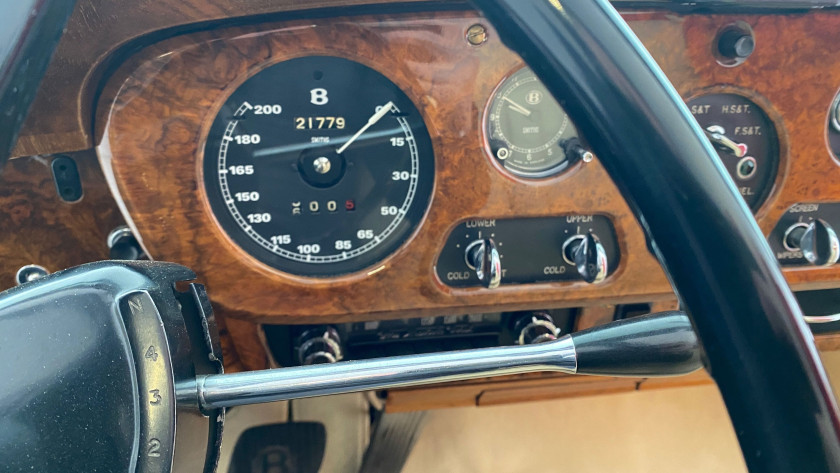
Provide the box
[436,216,619,287]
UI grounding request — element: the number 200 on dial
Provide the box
[203,56,435,277]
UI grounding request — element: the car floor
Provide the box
[218,350,840,473]
[400,350,840,473]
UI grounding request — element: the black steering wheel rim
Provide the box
[471,0,840,470]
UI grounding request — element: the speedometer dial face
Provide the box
[485,66,583,178]
[203,56,435,277]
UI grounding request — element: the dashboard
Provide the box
[97,11,675,323]
[95,8,840,316]
[5,1,840,405]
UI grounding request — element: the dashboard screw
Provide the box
[466,24,488,46]
[15,264,49,286]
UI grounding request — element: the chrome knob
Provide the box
[513,312,561,345]
[784,219,840,266]
[15,265,49,286]
[107,225,145,260]
[563,232,608,284]
[296,327,343,365]
[465,238,501,289]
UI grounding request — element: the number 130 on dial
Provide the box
[203,55,435,277]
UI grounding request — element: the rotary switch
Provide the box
[562,231,608,284]
[783,219,840,267]
[465,238,502,289]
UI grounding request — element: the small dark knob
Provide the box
[296,327,343,365]
[465,238,501,289]
[107,226,144,260]
[563,232,608,284]
[513,312,560,345]
[718,30,755,60]
[785,219,840,267]
[562,138,594,163]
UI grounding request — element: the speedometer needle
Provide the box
[337,101,394,154]
[503,97,532,117]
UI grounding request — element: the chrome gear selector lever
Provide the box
[0,261,700,472]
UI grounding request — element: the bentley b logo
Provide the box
[526,90,543,105]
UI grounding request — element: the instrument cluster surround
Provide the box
[96,10,840,324]
[203,55,436,277]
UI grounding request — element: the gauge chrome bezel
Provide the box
[481,65,583,179]
[683,85,788,219]
[200,55,437,278]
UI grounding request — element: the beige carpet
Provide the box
[402,350,840,473]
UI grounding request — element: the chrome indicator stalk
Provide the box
[177,312,700,410]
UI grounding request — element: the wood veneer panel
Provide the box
[97,12,676,324]
[477,378,641,407]
[631,12,840,288]
[638,370,713,391]
[10,0,443,158]
[575,306,618,332]
[0,152,124,289]
[96,10,840,324]
[0,153,256,373]
[2,8,830,407]
[222,314,270,372]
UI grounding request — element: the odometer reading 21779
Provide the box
[203,56,435,276]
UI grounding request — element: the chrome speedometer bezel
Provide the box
[214,104,422,265]
[202,55,436,277]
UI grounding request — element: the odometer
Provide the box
[203,56,435,276]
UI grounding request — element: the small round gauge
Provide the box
[828,90,840,160]
[485,66,584,178]
[203,56,435,277]
[687,93,779,211]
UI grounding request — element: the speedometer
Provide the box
[203,56,435,277]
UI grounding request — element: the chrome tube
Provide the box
[804,313,840,324]
[177,335,577,410]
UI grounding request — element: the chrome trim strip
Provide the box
[178,335,577,410]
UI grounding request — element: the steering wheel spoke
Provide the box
[471,0,840,470]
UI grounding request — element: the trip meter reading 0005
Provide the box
[203,56,435,277]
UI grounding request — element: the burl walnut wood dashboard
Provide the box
[98,11,675,324]
[94,9,840,324]
[6,3,840,407]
